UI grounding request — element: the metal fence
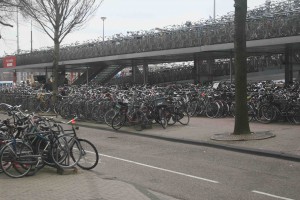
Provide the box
[1,0,300,67]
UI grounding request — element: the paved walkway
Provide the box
[72,116,300,160]
[1,113,299,200]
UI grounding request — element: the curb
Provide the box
[75,121,300,163]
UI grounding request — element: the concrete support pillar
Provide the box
[132,63,137,84]
[131,61,143,84]
[70,72,74,84]
[13,70,17,84]
[193,54,201,84]
[143,62,149,85]
[45,67,48,80]
[86,67,89,85]
[285,46,293,85]
[207,59,214,82]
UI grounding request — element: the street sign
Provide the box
[2,56,16,68]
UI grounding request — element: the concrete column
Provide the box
[207,59,214,82]
[13,70,17,84]
[193,54,200,84]
[143,62,149,85]
[70,72,74,84]
[285,46,293,85]
[45,67,48,80]
[132,64,137,84]
[86,67,89,85]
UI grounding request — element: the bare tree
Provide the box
[19,0,103,99]
[0,0,18,28]
[233,0,251,135]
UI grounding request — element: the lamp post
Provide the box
[17,7,20,54]
[213,0,216,21]
[101,17,106,41]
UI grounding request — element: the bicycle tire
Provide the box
[290,105,300,124]
[133,111,146,131]
[91,105,100,121]
[205,102,220,118]
[166,109,176,125]
[112,113,126,130]
[186,100,198,117]
[256,104,276,124]
[158,108,168,129]
[104,109,117,127]
[178,110,190,125]
[0,141,34,178]
[71,139,99,170]
[247,103,255,122]
[39,102,51,113]
[51,135,81,168]
[36,138,56,167]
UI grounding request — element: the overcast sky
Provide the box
[0,0,268,57]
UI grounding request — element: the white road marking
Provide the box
[98,153,219,184]
[252,190,294,200]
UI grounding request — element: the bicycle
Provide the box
[0,105,82,177]
[166,97,190,126]
[111,102,149,131]
[57,117,99,170]
[0,128,80,178]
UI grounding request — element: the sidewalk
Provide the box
[1,111,299,159]
[70,116,300,161]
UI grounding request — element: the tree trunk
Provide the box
[52,33,60,104]
[233,0,251,135]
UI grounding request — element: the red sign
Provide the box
[2,56,16,68]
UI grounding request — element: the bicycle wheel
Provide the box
[112,113,126,130]
[256,104,276,124]
[60,103,70,119]
[247,103,255,122]
[53,101,61,115]
[91,105,100,121]
[289,105,300,124]
[205,102,220,118]
[177,110,190,125]
[39,99,51,113]
[158,107,168,129]
[215,100,225,118]
[186,100,198,117]
[104,109,117,127]
[229,102,235,117]
[71,139,99,170]
[166,109,176,125]
[133,111,146,131]
[51,135,81,168]
[0,141,34,178]
[197,99,206,116]
[36,138,56,167]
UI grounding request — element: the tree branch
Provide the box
[0,20,13,27]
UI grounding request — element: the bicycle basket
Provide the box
[154,98,168,107]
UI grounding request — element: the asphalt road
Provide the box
[76,126,300,200]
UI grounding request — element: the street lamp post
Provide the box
[101,17,106,41]
[17,8,20,54]
[213,0,216,21]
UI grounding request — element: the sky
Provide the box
[0,0,268,57]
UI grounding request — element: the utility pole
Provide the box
[31,20,33,52]
[17,8,20,54]
[101,17,106,41]
[213,0,216,21]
